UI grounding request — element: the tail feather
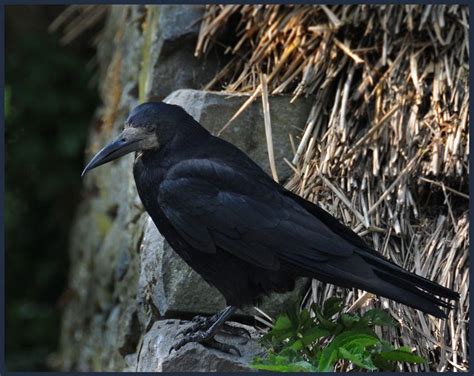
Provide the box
[338,252,459,318]
[360,249,460,301]
[325,260,453,318]
[327,257,457,318]
[283,251,459,318]
[373,271,454,314]
[360,275,450,318]
[283,189,460,318]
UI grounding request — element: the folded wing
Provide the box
[158,158,357,271]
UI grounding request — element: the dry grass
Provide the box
[49,5,108,45]
[197,5,469,371]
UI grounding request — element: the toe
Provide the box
[205,338,242,356]
[175,325,192,338]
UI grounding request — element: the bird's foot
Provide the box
[171,306,240,356]
[174,313,219,338]
[176,316,250,340]
[170,330,241,356]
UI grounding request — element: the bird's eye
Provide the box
[146,124,155,133]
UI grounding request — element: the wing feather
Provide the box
[158,159,357,271]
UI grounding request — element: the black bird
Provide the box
[82,102,459,354]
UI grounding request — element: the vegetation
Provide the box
[252,298,425,372]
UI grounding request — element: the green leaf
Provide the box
[268,314,294,341]
[251,352,318,372]
[314,306,340,332]
[316,348,338,372]
[290,339,304,351]
[286,303,301,328]
[323,297,344,318]
[372,354,397,371]
[301,326,330,345]
[252,361,317,372]
[338,347,377,370]
[317,331,379,371]
[378,349,426,364]
[290,360,319,372]
[340,313,360,329]
[361,309,395,327]
[374,339,396,353]
[278,346,301,358]
[298,308,313,332]
[273,314,292,331]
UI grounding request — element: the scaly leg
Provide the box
[170,306,241,355]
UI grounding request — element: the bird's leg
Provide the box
[175,311,221,338]
[175,311,250,343]
[171,306,240,355]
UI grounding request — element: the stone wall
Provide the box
[58,5,311,371]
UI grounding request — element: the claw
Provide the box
[205,338,242,356]
[175,325,192,339]
[169,344,177,355]
[170,329,210,354]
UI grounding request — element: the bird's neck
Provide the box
[134,128,210,183]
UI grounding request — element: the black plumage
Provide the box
[82,102,459,353]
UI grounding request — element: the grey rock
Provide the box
[136,215,163,331]
[58,5,147,371]
[158,5,205,41]
[142,6,221,100]
[117,307,141,357]
[138,216,225,320]
[133,320,263,372]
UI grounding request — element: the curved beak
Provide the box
[81,127,146,177]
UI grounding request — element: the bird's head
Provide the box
[81,101,195,176]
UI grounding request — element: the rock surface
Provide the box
[141,5,221,101]
[125,320,263,372]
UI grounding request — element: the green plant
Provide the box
[252,297,425,372]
